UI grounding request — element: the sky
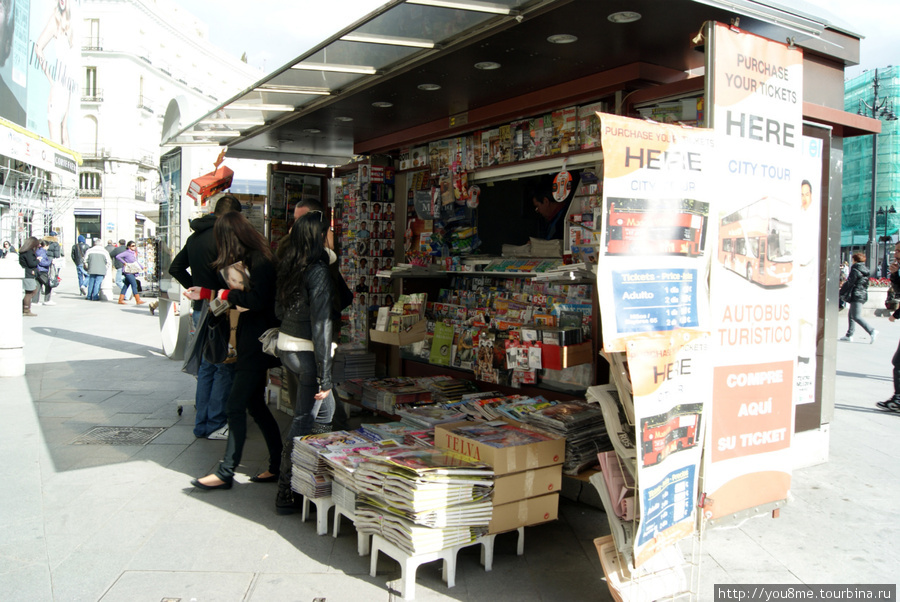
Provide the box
[176,0,897,80]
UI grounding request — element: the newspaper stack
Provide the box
[290,430,374,499]
[353,447,494,555]
[518,399,610,475]
[332,349,377,382]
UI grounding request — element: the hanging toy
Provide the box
[552,159,573,202]
[466,184,481,208]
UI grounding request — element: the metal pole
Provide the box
[870,130,878,274]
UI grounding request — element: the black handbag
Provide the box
[202,311,231,364]
[886,286,900,311]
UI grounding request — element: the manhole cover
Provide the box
[71,426,167,445]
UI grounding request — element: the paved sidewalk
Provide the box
[1,268,898,601]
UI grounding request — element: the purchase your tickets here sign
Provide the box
[596,112,715,354]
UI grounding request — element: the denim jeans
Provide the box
[86,275,104,300]
[115,267,132,300]
[214,368,283,483]
[191,308,233,437]
[276,349,335,492]
[76,265,88,290]
[846,301,874,336]
[121,272,138,298]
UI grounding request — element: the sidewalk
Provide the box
[1,268,898,601]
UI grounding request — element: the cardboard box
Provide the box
[369,319,427,346]
[493,465,563,505]
[489,492,559,534]
[435,420,565,475]
[541,341,593,370]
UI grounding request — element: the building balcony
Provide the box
[138,96,155,113]
[80,148,111,160]
[79,188,103,198]
[82,38,103,51]
[82,89,104,103]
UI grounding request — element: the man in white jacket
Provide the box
[83,239,110,301]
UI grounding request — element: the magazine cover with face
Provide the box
[220,261,251,291]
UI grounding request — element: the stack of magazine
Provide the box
[321,442,384,511]
[290,431,374,499]
[395,405,468,429]
[332,349,377,383]
[353,447,494,555]
[517,400,610,474]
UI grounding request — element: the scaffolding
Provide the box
[0,159,78,245]
[841,66,900,264]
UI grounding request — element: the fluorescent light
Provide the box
[291,62,377,75]
[407,0,511,15]
[474,61,501,70]
[182,131,242,138]
[228,103,295,112]
[608,11,641,23]
[256,86,331,95]
[161,141,224,147]
[418,83,441,91]
[200,119,265,126]
[372,101,393,108]
[547,34,578,44]
[341,32,435,49]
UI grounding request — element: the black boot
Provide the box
[311,422,333,435]
[276,486,303,515]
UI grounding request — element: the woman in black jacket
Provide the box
[840,252,877,343]
[185,212,283,490]
[273,211,336,513]
[19,237,40,317]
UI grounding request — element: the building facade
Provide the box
[68,0,260,246]
[841,65,900,270]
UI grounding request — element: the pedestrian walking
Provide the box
[877,242,900,411]
[185,211,282,491]
[83,239,110,300]
[116,241,146,305]
[839,252,877,343]
[34,241,56,306]
[108,239,131,301]
[19,237,40,317]
[71,235,89,295]
[168,194,241,439]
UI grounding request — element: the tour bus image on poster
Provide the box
[605,197,709,257]
[718,196,793,286]
[640,402,703,468]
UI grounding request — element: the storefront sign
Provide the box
[704,22,804,520]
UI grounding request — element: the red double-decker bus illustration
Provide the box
[605,197,709,257]
[640,403,703,467]
[718,197,793,286]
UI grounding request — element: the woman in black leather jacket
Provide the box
[273,210,336,513]
[19,237,40,316]
[839,252,877,343]
[185,212,283,491]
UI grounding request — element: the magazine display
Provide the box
[395,405,468,429]
[352,447,494,554]
[441,422,555,449]
[290,431,374,499]
[517,399,610,475]
[587,384,637,478]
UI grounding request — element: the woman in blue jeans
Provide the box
[273,211,336,514]
[116,241,146,305]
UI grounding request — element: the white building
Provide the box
[69,0,261,246]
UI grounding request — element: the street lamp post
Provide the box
[860,69,898,274]
[878,205,896,277]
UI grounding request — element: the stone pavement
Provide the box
[1,262,898,601]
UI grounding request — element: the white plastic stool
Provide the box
[369,534,455,600]
[301,495,335,535]
[473,527,525,571]
[332,505,370,556]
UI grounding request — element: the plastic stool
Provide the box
[332,505,370,556]
[369,534,455,600]
[475,527,525,571]
[301,495,335,535]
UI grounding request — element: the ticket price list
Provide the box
[612,268,699,334]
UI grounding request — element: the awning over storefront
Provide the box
[74,208,101,216]
[0,118,82,179]
[161,0,864,167]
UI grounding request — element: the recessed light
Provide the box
[417,83,441,91]
[263,145,277,150]
[301,128,320,134]
[335,116,353,122]
[372,101,393,108]
[608,11,641,23]
[474,61,501,70]
[277,138,294,144]
[547,34,578,44]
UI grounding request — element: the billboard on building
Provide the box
[0,0,80,148]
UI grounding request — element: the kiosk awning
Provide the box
[162,0,864,166]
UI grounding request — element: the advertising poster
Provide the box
[704,23,803,520]
[26,0,80,147]
[0,0,30,125]
[626,332,709,567]
[796,136,823,405]
[596,113,715,353]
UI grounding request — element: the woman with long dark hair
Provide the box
[274,210,336,514]
[839,252,877,344]
[184,211,283,490]
[18,236,40,316]
[116,240,146,305]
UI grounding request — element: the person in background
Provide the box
[185,211,282,491]
[878,242,900,411]
[18,237,40,317]
[841,261,850,281]
[34,241,55,306]
[83,238,109,301]
[273,210,336,514]
[43,231,61,261]
[116,241,146,305]
[839,252,877,344]
[108,238,131,301]
[71,234,89,295]
[169,194,242,440]
[1,240,12,258]
[531,179,571,241]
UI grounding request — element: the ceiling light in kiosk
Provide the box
[608,11,641,23]
[547,34,578,44]
[335,116,354,122]
[474,61,501,70]
[372,101,394,108]
[417,83,442,91]
[302,128,321,134]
